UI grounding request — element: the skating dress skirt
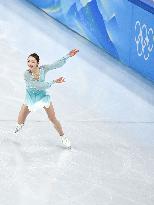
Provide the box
[23,54,70,112]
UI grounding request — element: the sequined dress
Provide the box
[23,54,70,112]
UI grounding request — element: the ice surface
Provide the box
[0,0,154,205]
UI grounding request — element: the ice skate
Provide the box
[60,135,71,149]
[14,123,24,134]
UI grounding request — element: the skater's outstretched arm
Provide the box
[24,71,55,90]
[41,49,79,74]
[41,53,70,74]
[24,72,66,91]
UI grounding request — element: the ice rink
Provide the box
[0,0,154,204]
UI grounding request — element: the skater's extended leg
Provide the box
[43,103,71,148]
[17,104,31,124]
[43,103,64,136]
[14,104,31,133]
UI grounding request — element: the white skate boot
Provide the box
[14,123,24,134]
[61,135,71,149]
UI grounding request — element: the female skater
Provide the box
[14,48,79,149]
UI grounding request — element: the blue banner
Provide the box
[129,1,154,81]
[129,0,154,14]
[27,0,154,82]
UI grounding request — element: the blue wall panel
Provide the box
[27,0,154,82]
[129,4,154,81]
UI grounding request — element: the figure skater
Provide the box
[14,48,79,149]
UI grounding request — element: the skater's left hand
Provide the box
[68,48,79,57]
[53,77,65,83]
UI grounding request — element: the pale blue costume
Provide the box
[23,53,70,112]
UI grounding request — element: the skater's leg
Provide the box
[17,104,31,125]
[43,103,71,148]
[43,103,64,136]
[14,104,31,133]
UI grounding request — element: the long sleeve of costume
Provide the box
[41,53,70,74]
[24,71,54,91]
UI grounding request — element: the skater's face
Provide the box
[27,56,39,71]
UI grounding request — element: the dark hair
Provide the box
[28,53,40,63]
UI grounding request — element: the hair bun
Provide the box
[29,53,40,63]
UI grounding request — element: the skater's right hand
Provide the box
[68,48,79,57]
[53,77,65,83]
